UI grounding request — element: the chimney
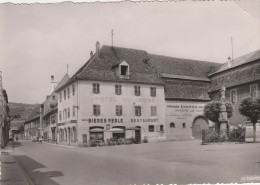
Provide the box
[51,75,55,92]
[96,41,100,59]
[227,57,231,68]
[90,51,93,58]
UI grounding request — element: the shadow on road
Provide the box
[15,155,63,185]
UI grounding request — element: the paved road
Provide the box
[11,140,260,185]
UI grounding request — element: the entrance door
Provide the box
[135,126,141,143]
[192,116,209,139]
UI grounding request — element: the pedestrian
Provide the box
[39,136,43,144]
[16,136,18,141]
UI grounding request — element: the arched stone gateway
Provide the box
[192,116,209,139]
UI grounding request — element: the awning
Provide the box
[105,128,124,133]
[125,127,141,130]
[90,128,104,132]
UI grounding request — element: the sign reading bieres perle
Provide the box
[82,118,159,124]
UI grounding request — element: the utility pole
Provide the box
[231,36,234,60]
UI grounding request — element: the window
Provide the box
[160,125,164,132]
[116,105,122,116]
[59,111,62,121]
[230,89,237,104]
[68,108,70,118]
[64,90,66,100]
[63,109,67,119]
[73,106,76,117]
[93,83,100,94]
[72,84,75,95]
[93,105,100,116]
[151,106,157,116]
[135,106,141,116]
[170,122,175,128]
[134,86,140,96]
[182,123,186,128]
[150,87,156,97]
[250,84,258,98]
[67,87,70,99]
[120,65,128,76]
[149,125,155,132]
[59,92,62,102]
[115,85,122,95]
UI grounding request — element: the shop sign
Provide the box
[131,118,158,123]
[83,118,124,124]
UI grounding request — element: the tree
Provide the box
[239,97,260,143]
[203,101,233,132]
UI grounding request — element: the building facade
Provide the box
[0,88,10,148]
[209,50,260,126]
[24,105,40,140]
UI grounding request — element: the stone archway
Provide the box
[192,116,209,139]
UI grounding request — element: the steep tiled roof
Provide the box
[209,62,260,92]
[165,79,211,100]
[149,54,222,78]
[26,104,41,122]
[210,49,260,75]
[76,46,165,85]
[57,45,222,100]
[55,74,70,91]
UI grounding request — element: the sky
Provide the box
[0,0,259,104]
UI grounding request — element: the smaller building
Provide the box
[209,50,260,126]
[0,89,10,148]
[43,103,58,143]
[24,105,41,140]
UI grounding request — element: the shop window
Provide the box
[134,86,141,96]
[115,85,122,95]
[151,106,157,116]
[93,105,100,116]
[230,89,237,104]
[116,105,122,116]
[135,106,141,116]
[250,84,258,98]
[160,125,164,132]
[149,125,155,132]
[170,122,175,128]
[150,87,156,97]
[183,123,186,128]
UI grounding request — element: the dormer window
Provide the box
[121,66,128,75]
[119,61,129,78]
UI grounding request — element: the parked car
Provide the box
[32,137,39,142]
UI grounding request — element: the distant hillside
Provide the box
[8,102,39,120]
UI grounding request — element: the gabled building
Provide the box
[24,104,41,140]
[209,50,260,126]
[55,42,223,145]
[148,54,221,140]
[55,42,166,146]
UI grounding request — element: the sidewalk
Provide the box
[0,142,31,185]
[43,141,76,149]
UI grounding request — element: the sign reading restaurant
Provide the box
[82,118,159,123]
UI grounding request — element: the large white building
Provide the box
[55,42,167,146]
[54,42,223,146]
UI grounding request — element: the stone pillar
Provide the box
[219,86,228,140]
